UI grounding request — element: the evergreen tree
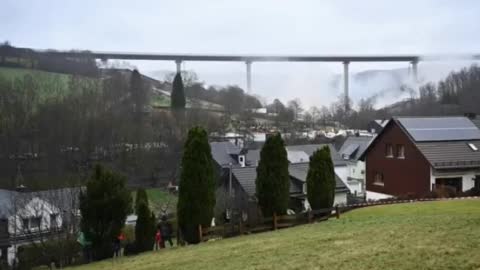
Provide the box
[171,72,186,109]
[307,146,336,210]
[79,165,132,260]
[256,133,290,217]
[135,188,148,213]
[177,127,215,243]
[130,69,146,112]
[134,189,156,252]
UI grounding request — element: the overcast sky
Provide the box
[2,0,479,107]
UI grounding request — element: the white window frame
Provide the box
[397,144,405,159]
[373,172,385,186]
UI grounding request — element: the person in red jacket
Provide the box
[154,229,162,251]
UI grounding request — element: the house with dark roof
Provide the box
[339,136,374,196]
[360,116,480,200]
[210,141,349,223]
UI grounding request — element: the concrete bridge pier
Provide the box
[343,61,350,112]
[175,60,182,74]
[411,60,419,91]
[246,60,252,93]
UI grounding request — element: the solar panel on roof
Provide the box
[398,117,480,142]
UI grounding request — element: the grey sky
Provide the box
[2,0,479,107]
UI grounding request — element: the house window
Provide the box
[397,145,405,159]
[31,217,41,229]
[374,172,384,186]
[468,143,478,151]
[22,218,29,231]
[385,144,393,158]
[0,219,7,235]
[50,214,58,229]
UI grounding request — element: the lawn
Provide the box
[131,188,177,215]
[0,66,81,103]
[70,199,480,270]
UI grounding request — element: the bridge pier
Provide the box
[343,61,350,112]
[175,60,182,74]
[411,60,418,91]
[246,61,252,93]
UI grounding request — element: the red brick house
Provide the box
[360,117,480,200]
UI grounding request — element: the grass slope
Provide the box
[0,67,72,102]
[71,199,480,270]
[131,188,178,214]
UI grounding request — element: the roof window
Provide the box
[468,143,478,151]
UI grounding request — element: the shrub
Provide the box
[426,186,457,198]
[17,239,81,269]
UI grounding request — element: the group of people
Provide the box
[154,216,174,250]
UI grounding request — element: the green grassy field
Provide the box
[71,199,480,270]
[131,188,177,214]
[0,67,72,101]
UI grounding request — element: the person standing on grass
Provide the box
[160,216,174,247]
[154,229,162,250]
[113,236,121,259]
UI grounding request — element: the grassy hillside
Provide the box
[0,66,72,102]
[70,199,480,270]
[131,188,178,214]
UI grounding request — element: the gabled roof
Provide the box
[245,144,346,167]
[360,116,480,169]
[210,141,242,167]
[232,163,349,197]
[396,117,480,142]
[289,163,349,193]
[231,167,257,196]
[339,136,373,161]
[416,140,480,169]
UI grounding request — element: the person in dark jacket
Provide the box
[159,216,174,247]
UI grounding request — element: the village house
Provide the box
[0,188,80,266]
[210,141,349,224]
[360,116,480,200]
[338,135,373,196]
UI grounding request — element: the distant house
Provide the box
[360,117,480,200]
[339,136,374,196]
[0,188,81,266]
[210,142,349,224]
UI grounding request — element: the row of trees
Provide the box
[256,133,336,217]
[0,42,98,76]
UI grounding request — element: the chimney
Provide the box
[238,155,246,167]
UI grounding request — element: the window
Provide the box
[50,214,58,229]
[374,172,384,186]
[397,145,405,159]
[22,218,29,231]
[31,217,41,229]
[468,143,478,151]
[385,144,393,158]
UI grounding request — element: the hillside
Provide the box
[70,200,480,270]
[0,67,224,111]
[0,67,72,102]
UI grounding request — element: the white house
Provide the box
[0,188,80,266]
[339,136,374,196]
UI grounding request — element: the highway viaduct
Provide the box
[37,49,480,110]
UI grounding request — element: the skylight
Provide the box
[468,143,478,151]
